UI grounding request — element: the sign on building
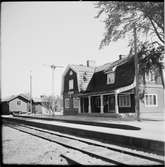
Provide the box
[73,98,79,108]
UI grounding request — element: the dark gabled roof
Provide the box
[63,55,134,94]
[86,56,135,93]
[95,55,131,73]
[68,56,131,92]
[4,94,31,103]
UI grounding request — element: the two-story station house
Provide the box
[61,55,164,120]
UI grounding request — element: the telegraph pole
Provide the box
[133,23,140,121]
[51,65,56,116]
[30,70,33,113]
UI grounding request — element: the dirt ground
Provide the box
[2,125,69,165]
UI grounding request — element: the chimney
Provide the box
[87,60,96,67]
[119,54,126,60]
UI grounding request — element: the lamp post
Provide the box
[30,70,33,114]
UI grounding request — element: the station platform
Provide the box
[12,114,165,141]
[2,114,165,155]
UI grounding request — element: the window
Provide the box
[119,94,131,107]
[145,71,155,82]
[83,72,88,81]
[69,79,74,90]
[107,72,115,84]
[17,101,21,105]
[69,71,73,75]
[73,98,79,108]
[65,98,70,109]
[144,94,157,107]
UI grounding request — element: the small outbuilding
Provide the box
[2,94,32,114]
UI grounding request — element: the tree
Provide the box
[95,1,164,104]
[41,95,62,113]
[95,1,164,49]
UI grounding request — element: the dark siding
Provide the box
[87,58,135,92]
[63,95,79,115]
[1,102,10,115]
[63,69,79,94]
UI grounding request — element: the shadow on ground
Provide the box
[13,115,141,130]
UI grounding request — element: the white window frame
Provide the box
[73,98,79,108]
[144,94,158,107]
[107,72,115,85]
[65,98,70,109]
[69,79,74,90]
[119,94,131,108]
[145,71,155,82]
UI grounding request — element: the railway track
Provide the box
[3,120,165,165]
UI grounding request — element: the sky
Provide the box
[1,2,131,99]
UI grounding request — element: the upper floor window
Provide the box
[145,71,155,82]
[69,71,73,75]
[83,72,88,82]
[69,79,74,90]
[107,72,115,84]
[144,94,157,107]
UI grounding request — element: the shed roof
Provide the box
[3,94,31,102]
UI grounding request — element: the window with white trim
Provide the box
[73,98,79,108]
[107,72,115,84]
[69,79,74,90]
[65,98,70,109]
[145,71,155,82]
[119,94,131,107]
[144,94,157,107]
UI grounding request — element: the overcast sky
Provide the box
[1,2,131,98]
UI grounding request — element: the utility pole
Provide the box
[30,70,33,114]
[133,23,140,121]
[43,64,64,115]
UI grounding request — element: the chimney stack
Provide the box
[119,54,126,60]
[87,60,95,67]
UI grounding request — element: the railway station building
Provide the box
[61,54,165,120]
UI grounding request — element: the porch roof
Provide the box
[77,87,134,97]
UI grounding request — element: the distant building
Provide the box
[33,97,50,115]
[1,94,32,114]
[1,94,51,115]
[62,56,165,120]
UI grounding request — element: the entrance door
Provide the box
[108,95,115,112]
[91,96,100,113]
[104,95,115,113]
[80,97,88,113]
